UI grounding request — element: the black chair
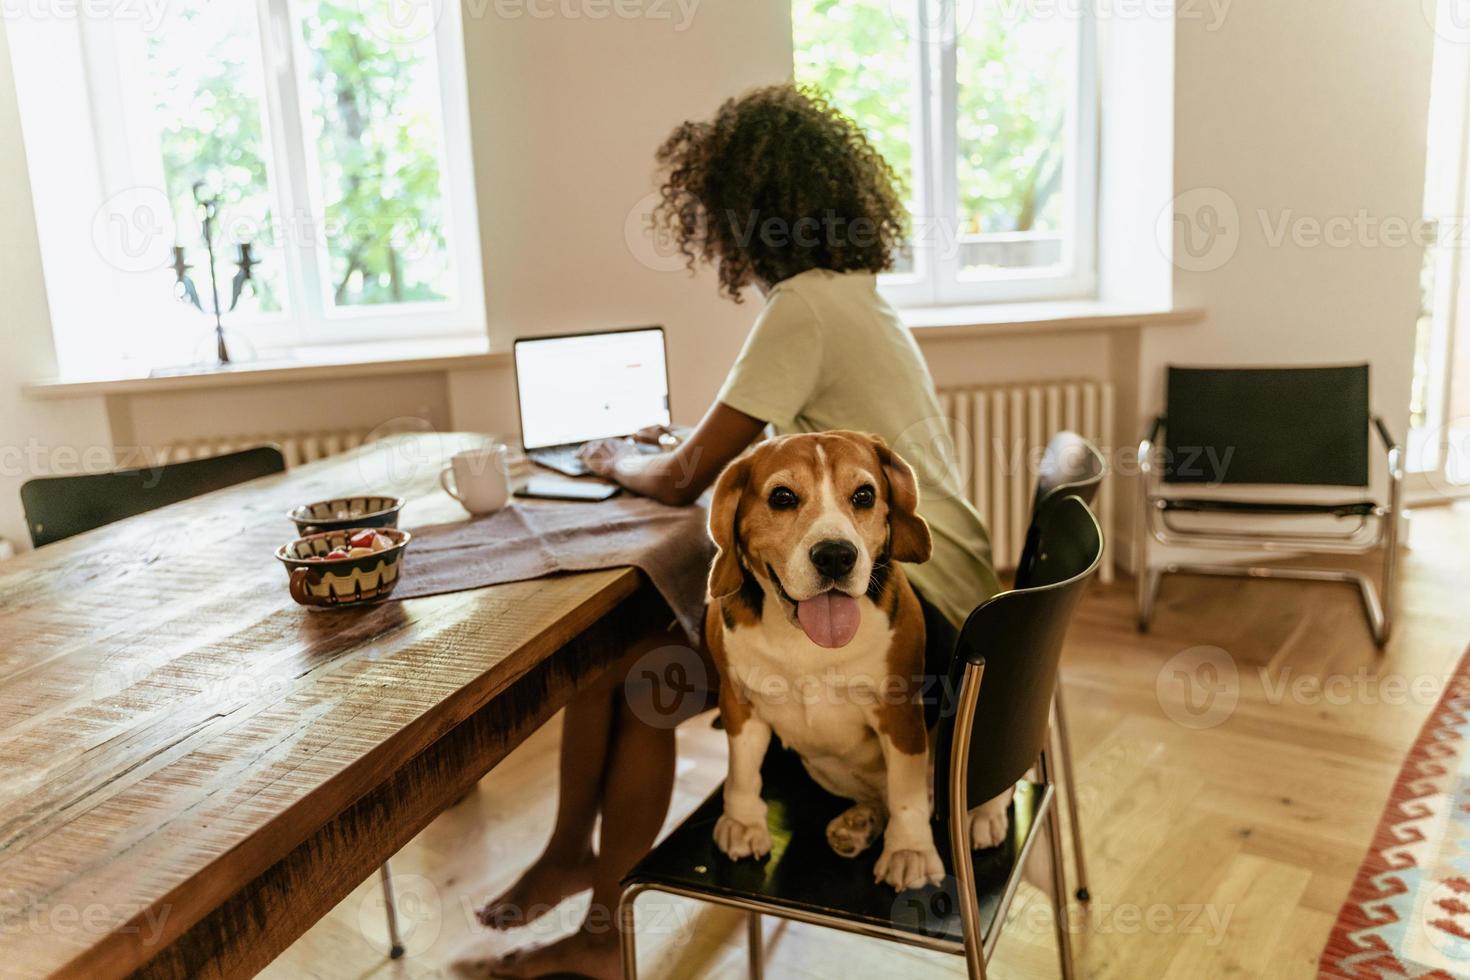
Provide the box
[20,445,287,547]
[1136,365,1403,646]
[17,443,414,958]
[620,496,1103,980]
[1016,432,1105,906]
[1019,432,1106,590]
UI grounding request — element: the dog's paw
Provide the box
[874,842,944,891]
[967,802,1011,850]
[714,813,772,860]
[826,802,886,858]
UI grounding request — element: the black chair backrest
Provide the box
[1016,431,1103,590]
[20,445,287,548]
[1163,364,1370,486]
[933,495,1103,822]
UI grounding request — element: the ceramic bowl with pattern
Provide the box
[288,495,404,536]
[276,527,411,608]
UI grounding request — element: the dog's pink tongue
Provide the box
[796,592,861,648]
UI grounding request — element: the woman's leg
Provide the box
[476,663,621,929]
[489,634,711,979]
[583,671,681,914]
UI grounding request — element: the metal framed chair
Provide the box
[1135,364,1403,646]
[1016,432,1105,905]
[19,444,409,959]
[619,496,1104,980]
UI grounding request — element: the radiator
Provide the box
[158,429,373,467]
[938,380,1114,582]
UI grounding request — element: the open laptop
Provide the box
[513,326,672,477]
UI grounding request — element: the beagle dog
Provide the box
[704,430,1012,892]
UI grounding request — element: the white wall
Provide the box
[1148,0,1434,496]
[462,0,794,422]
[0,21,111,549]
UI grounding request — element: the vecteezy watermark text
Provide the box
[1164,188,1462,272]
[1,0,168,31]
[1157,645,1456,729]
[0,890,172,947]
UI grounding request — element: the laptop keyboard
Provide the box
[528,446,589,476]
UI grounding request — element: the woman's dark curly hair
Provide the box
[652,84,908,302]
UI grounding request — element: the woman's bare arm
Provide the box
[578,402,766,506]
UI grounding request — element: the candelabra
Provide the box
[171,181,260,366]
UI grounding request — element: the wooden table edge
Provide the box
[57,566,648,979]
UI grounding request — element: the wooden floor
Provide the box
[267,502,1470,979]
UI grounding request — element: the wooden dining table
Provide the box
[0,433,665,979]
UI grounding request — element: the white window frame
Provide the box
[1407,0,1470,497]
[73,0,485,356]
[864,0,1098,309]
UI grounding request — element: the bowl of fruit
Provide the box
[288,495,405,536]
[276,527,411,608]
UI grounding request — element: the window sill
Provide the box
[898,301,1204,339]
[25,335,509,400]
[26,304,1205,400]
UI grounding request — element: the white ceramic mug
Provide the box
[439,444,511,515]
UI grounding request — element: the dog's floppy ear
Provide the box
[872,436,932,564]
[707,454,753,598]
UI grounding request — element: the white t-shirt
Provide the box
[717,268,1000,627]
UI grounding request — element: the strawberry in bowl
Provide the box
[276,527,411,608]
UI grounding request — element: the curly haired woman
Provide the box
[482,83,998,979]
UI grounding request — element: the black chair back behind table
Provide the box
[20,445,286,548]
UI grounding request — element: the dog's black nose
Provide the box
[809,539,858,580]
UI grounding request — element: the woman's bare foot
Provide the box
[477,851,595,930]
[488,925,620,979]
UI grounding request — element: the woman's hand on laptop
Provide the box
[579,402,766,507]
[577,438,637,478]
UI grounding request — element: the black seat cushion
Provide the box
[623,744,1044,947]
[1158,497,1376,518]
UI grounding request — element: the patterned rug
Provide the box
[1320,646,1470,979]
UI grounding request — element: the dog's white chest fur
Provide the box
[723,597,895,802]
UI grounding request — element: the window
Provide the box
[1408,4,1470,495]
[792,0,1097,306]
[11,0,482,373]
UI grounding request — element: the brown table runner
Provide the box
[393,494,714,642]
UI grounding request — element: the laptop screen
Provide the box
[513,328,672,450]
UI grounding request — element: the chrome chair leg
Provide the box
[1039,738,1076,980]
[1134,497,1161,631]
[1162,561,1392,645]
[747,911,764,980]
[1045,801,1077,980]
[619,884,645,980]
[1136,566,1161,632]
[1378,547,1396,648]
[1353,572,1387,647]
[1135,443,1158,632]
[948,661,989,980]
[1378,472,1401,648]
[1051,689,1091,902]
[379,860,405,959]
